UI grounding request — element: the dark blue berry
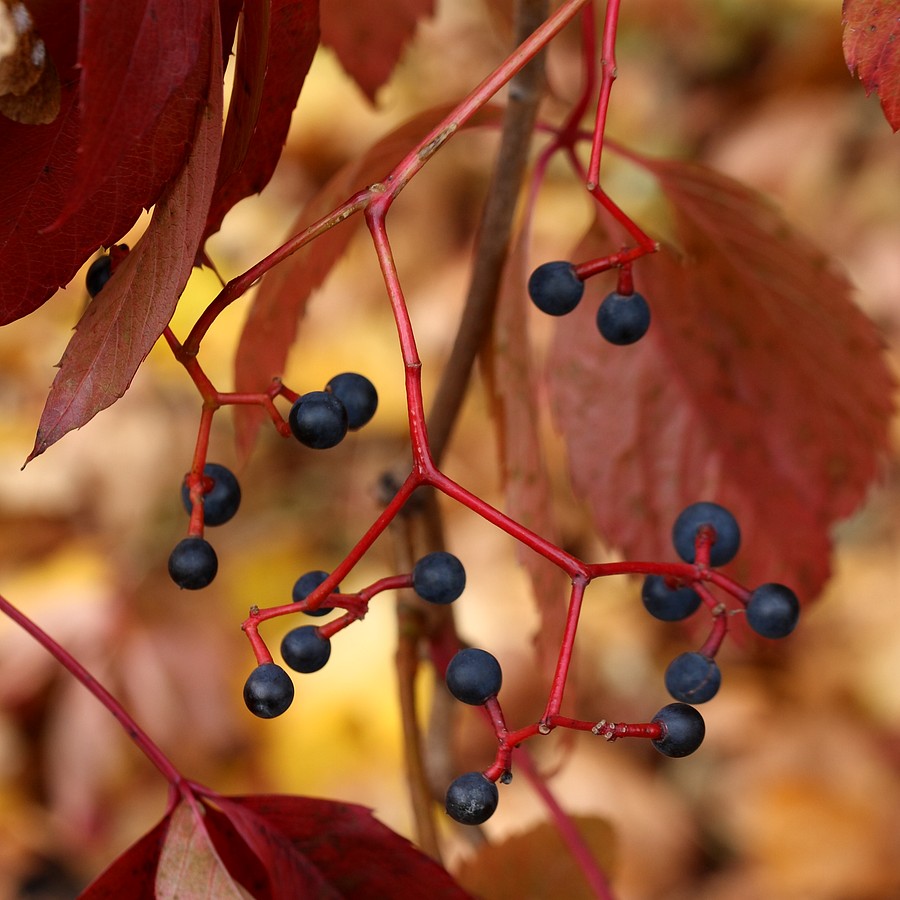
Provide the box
[243,663,294,718]
[446,648,502,705]
[641,575,702,621]
[665,652,721,704]
[412,552,466,604]
[168,537,218,589]
[445,772,499,825]
[672,502,741,566]
[180,463,241,526]
[281,625,332,673]
[651,702,706,757]
[746,583,800,638]
[86,255,112,297]
[527,261,584,316]
[292,570,339,617]
[326,373,378,430]
[289,392,348,449]
[596,291,651,344]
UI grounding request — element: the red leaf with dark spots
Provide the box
[843,0,900,131]
[203,0,320,242]
[320,0,434,101]
[26,23,224,463]
[548,159,894,599]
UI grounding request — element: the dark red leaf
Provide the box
[547,159,894,599]
[320,0,434,101]
[843,0,900,131]
[203,0,320,242]
[213,794,471,898]
[78,813,170,899]
[26,22,224,463]
[232,103,502,459]
[56,0,211,224]
[0,1,215,325]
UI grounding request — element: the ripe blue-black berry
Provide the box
[527,261,584,316]
[168,537,218,589]
[86,255,112,298]
[445,772,499,825]
[672,501,741,566]
[746,583,800,638]
[665,652,721,704]
[326,373,378,430]
[651,702,706,757]
[446,648,502,705]
[412,551,466,604]
[281,625,332,673]
[243,663,294,718]
[292,570,339,617]
[180,463,241,526]
[596,290,651,344]
[288,391,348,449]
[641,575,702,621]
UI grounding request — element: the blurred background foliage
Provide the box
[0,0,898,898]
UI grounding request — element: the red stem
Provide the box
[0,592,185,787]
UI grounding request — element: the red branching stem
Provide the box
[365,205,433,470]
[427,469,585,575]
[698,606,729,658]
[240,617,274,664]
[0,592,185,787]
[186,405,216,536]
[586,0,622,190]
[515,749,616,900]
[694,526,714,568]
[616,260,634,294]
[382,0,591,199]
[543,578,588,720]
[183,190,372,356]
[240,472,422,660]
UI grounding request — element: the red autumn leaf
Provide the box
[843,0,900,131]
[0,1,214,325]
[232,103,502,459]
[78,814,169,899]
[319,0,434,102]
[485,231,568,667]
[26,23,224,463]
[203,0,320,243]
[547,158,894,599]
[54,0,213,226]
[81,793,471,898]
[212,795,471,898]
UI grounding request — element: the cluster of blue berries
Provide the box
[527,260,651,345]
[166,373,378,591]
[644,502,800,709]
[242,551,467,719]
